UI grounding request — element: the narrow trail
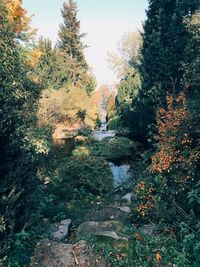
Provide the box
[31,118,135,267]
[31,183,133,267]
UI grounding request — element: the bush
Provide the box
[60,156,112,196]
[99,137,136,162]
[47,153,113,207]
[78,125,93,136]
[107,115,121,130]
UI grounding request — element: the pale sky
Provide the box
[23,0,148,86]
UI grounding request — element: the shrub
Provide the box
[99,137,136,162]
[47,154,113,208]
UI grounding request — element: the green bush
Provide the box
[99,137,136,162]
[108,115,121,130]
[60,156,112,195]
[47,152,113,208]
[78,125,93,136]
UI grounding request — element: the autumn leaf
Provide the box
[5,0,31,34]
[27,48,42,68]
[156,251,162,262]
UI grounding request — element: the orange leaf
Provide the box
[156,252,162,262]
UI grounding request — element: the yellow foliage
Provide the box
[75,135,89,143]
[5,0,31,33]
[38,85,98,128]
[73,146,91,157]
[107,94,116,117]
[27,48,42,68]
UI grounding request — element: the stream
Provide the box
[93,126,130,188]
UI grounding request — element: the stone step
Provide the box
[77,220,128,241]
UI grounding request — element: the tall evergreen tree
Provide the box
[57,0,87,69]
[129,0,200,142]
[56,0,97,93]
[140,0,199,103]
[36,37,72,89]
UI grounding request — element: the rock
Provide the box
[52,219,71,241]
[121,193,133,204]
[97,231,128,241]
[138,224,157,236]
[77,221,127,240]
[118,206,131,214]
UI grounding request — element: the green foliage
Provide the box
[58,0,87,67]
[4,224,47,267]
[1,0,200,266]
[113,74,141,133]
[35,37,69,90]
[140,0,200,100]
[58,156,112,196]
[44,142,113,223]
[77,125,93,136]
[99,137,136,162]
[90,228,190,267]
[184,10,200,151]
[184,10,200,91]
[117,74,141,107]
[41,143,113,225]
[107,115,122,130]
[0,2,52,265]
[35,1,96,94]
[55,0,96,93]
[127,0,200,143]
[85,137,137,163]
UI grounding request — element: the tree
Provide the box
[57,0,87,69]
[38,85,98,128]
[140,0,199,101]
[136,6,200,265]
[5,0,34,40]
[184,10,200,128]
[108,31,142,79]
[56,0,97,93]
[0,2,49,265]
[128,0,200,143]
[35,37,71,89]
[107,32,142,132]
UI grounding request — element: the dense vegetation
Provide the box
[110,0,200,266]
[0,0,97,265]
[0,0,200,266]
